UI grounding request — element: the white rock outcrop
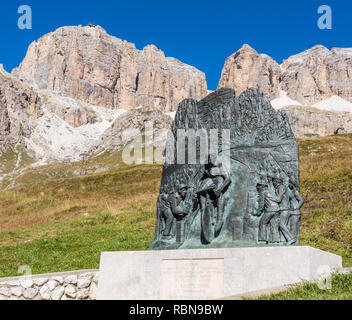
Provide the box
[282,105,352,138]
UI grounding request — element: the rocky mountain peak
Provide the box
[280,45,352,104]
[12,25,207,112]
[238,43,256,52]
[142,44,160,52]
[282,45,330,66]
[218,45,281,100]
[1,30,352,170]
[219,44,352,105]
[226,44,258,61]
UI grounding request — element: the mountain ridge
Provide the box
[12,25,207,112]
[0,25,352,188]
[218,43,352,105]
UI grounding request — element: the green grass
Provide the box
[0,134,351,278]
[0,202,156,276]
[0,145,36,181]
[254,271,352,300]
[298,134,352,266]
[0,162,161,276]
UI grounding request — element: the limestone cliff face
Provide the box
[41,91,100,128]
[95,106,173,154]
[3,31,352,164]
[218,44,352,105]
[0,65,42,146]
[12,25,207,111]
[217,45,281,100]
[282,105,352,138]
[280,46,352,104]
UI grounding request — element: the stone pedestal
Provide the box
[97,246,342,300]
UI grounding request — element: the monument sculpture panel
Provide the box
[98,88,343,301]
[150,87,304,250]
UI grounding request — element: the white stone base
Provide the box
[97,246,342,300]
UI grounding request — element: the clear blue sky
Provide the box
[0,0,350,89]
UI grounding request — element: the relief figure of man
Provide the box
[288,175,304,241]
[157,186,174,239]
[168,183,194,242]
[278,176,296,245]
[197,155,231,243]
[257,175,285,243]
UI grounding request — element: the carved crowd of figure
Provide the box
[156,154,304,247]
[151,88,303,249]
[156,155,231,245]
[254,162,304,245]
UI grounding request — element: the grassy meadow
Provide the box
[0,134,351,279]
[255,271,352,300]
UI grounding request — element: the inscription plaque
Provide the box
[160,258,224,299]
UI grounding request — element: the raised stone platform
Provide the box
[97,246,342,300]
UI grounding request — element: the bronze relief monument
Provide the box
[98,88,342,300]
[150,88,304,250]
